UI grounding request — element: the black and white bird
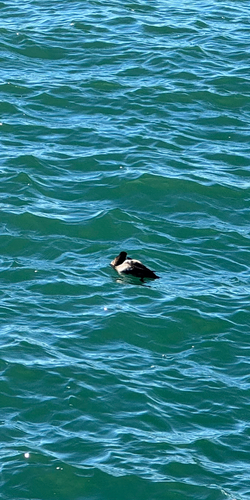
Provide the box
[110,251,159,280]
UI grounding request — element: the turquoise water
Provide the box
[1,1,250,499]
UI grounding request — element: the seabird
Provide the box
[110,251,159,280]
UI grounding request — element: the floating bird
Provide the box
[110,251,159,280]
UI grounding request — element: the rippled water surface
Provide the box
[1,1,250,499]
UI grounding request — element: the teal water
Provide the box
[1,1,250,499]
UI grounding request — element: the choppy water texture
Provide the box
[1,1,250,499]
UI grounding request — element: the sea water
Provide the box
[0,1,250,499]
